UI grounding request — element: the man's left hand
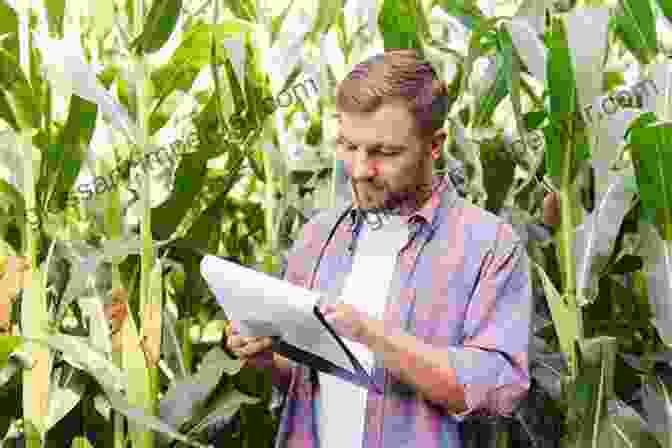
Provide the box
[318,302,380,346]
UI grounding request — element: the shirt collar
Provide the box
[347,174,452,229]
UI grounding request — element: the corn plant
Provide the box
[1,0,672,447]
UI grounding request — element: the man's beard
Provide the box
[350,179,432,216]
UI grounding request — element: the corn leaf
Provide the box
[628,120,672,240]
[40,94,96,214]
[43,0,65,38]
[121,288,153,448]
[102,387,212,448]
[378,0,423,54]
[131,0,182,55]
[0,48,41,131]
[547,16,576,123]
[637,220,672,346]
[436,0,484,30]
[33,33,137,142]
[222,0,256,21]
[158,346,243,438]
[657,0,672,25]
[0,335,23,368]
[607,400,662,448]
[641,375,672,447]
[308,0,344,44]
[27,334,127,394]
[564,7,610,116]
[530,260,581,372]
[575,172,635,306]
[71,436,94,448]
[612,0,658,66]
[0,0,18,37]
[150,20,255,98]
[564,337,618,446]
[45,366,86,431]
[505,18,547,84]
[185,388,261,437]
[161,306,187,381]
[472,28,513,128]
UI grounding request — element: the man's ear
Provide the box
[429,130,447,159]
[432,129,448,149]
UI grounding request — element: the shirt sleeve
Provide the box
[447,224,533,420]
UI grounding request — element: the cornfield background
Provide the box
[0,0,671,447]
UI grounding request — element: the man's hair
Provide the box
[335,49,452,140]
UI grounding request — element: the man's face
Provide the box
[336,101,441,214]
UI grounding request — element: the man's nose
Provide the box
[351,150,377,181]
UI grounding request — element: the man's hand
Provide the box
[318,302,380,346]
[226,321,275,368]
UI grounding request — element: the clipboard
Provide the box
[267,305,381,394]
[199,254,381,394]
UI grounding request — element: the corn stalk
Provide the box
[101,157,125,448]
[18,0,51,445]
[126,0,160,447]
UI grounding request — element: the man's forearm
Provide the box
[363,320,467,415]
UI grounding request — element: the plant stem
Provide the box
[557,120,583,376]
[19,2,51,445]
[130,1,158,447]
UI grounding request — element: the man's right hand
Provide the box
[226,321,275,368]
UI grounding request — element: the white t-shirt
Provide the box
[318,213,410,448]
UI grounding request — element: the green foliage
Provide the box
[0,336,22,368]
[378,0,424,54]
[0,47,41,131]
[44,0,65,38]
[611,0,658,66]
[0,1,670,447]
[627,116,672,240]
[436,0,484,29]
[472,26,514,128]
[131,0,183,55]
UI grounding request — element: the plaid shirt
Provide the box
[274,174,532,448]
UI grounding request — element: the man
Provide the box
[227,49,532,448]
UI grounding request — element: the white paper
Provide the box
[200,255,356,373]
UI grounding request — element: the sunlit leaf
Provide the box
[530,260,581,373]
[628,120,672,240]
[657,0,672,25]
[637,220,672,346]
[33,32,138,143]
[436,0,484,30]
[27,334,127,394]
[641,375,672,447]
[0,335,22,368]
[102,388,212,448]
[547,16,576,122]
[45,366,86,431]
[159,346,243,434]
[378,0,423,53]
[70,436,93,448]
[131,0,182,54]
[575,172,635,305]
[0,47,41,130]
[151,20,255,97]
[564,7,610,115]
[505,18,547,84]
[472,27,513,128]
[185,388,261,437]
[44,0,65,38]
[612,0,658,66]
